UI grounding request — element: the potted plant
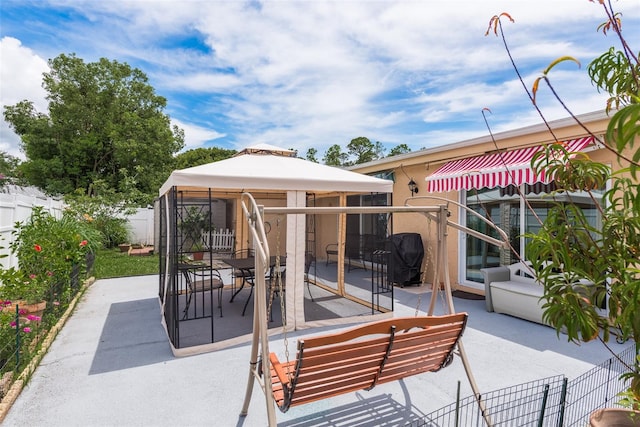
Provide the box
[0,266,48,315]
[179,206,211,256]
[489,1,640,421]
[589,408,640,427]
[190,241,206,261]
[487,2,640,423]
[118,243,132,252]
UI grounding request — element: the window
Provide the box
[462,184,604,285]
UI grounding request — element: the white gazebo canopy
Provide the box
[159,143,393,195]
[159,144,393,344]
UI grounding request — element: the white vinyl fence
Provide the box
[127,208,155,246]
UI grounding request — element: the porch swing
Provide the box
[238,193,509,426]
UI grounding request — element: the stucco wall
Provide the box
[352,111,619,290]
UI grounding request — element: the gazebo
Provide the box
[157,144,394,355]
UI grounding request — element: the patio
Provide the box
[173,257,393,350]
[3,274,631,426]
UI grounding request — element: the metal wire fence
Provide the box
[408,344,636,427]
[0,304,35,399]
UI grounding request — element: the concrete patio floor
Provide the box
[3,274,631,427]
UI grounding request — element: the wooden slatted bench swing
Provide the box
[238,193,500,426]
[268,313,467,412]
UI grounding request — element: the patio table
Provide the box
[221,256,286,315]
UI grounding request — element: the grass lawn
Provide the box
[93,248,160,279]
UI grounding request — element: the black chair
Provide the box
[304,252,315,302]
[180,265,224,319]
[325,243,338,266]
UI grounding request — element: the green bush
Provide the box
[5,207,100,306]
[64,183,138,248]
[92,216,130,248]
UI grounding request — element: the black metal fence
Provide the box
[408,345,636,427]
[0,303,46,399]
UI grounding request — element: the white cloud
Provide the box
[1,0,638,160]
[0,37,49,158]
[172,118,226,151]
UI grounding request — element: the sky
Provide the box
[1,0,639,161]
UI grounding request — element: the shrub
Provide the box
[64,182,138,248]
[5,207,100,306]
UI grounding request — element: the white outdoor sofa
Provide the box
[481,262,549,325]
[481,262,596,326]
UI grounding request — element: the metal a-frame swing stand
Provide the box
[239,193,508,426]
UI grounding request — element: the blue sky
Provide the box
[1,0,639,160]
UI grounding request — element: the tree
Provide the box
[489,2,640,406]
[323,144,348,166]
[346,137,384,165]
[0,152,21,183]
[3,53,184,199]
[305,148,319,163]
[174,147,236,170]
[388,144,411,157]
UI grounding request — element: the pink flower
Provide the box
[79,240,88,247]
[47,271,54,277]
[10,321,16,328]
[19,309,26,315]
[29,274,37,279]
[34,244,42,252]
[3,300,12,306]
[53,301,60,306]
[27,314,41,322]
[23,327,31,333]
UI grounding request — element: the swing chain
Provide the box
[415,216,433,316]
[274,217,292,377]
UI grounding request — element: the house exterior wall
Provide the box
[350,111,620,291]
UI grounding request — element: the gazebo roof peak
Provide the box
[235,143,296,157]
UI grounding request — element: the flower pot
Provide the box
[192,251,205,261]
[590,408,640,427]
[118,244,131,252]
[13,300,47,318]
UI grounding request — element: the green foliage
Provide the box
[608,105,640,176]
[64,181,140,248]
[0,152,21,183]
[322,144,348,166]
[321,137,385,166]
[589,47,640,112]
[97,218,130,248]
[173,147,236,170]
[0,207,98,387]
[0,303,43,373]
[388,144,411,157]
[305,148,319,163]
[2,53,184,198]
[518,0,640,404]
[346,137,384,165]
[179,206,212,251]
[5,208,98,304]
[0,264,48,305]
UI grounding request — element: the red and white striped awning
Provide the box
[425,136,594,192]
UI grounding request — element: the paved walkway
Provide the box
[3,275,630,426]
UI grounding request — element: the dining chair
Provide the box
[304,252,315,302]
[181,266,224,319]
